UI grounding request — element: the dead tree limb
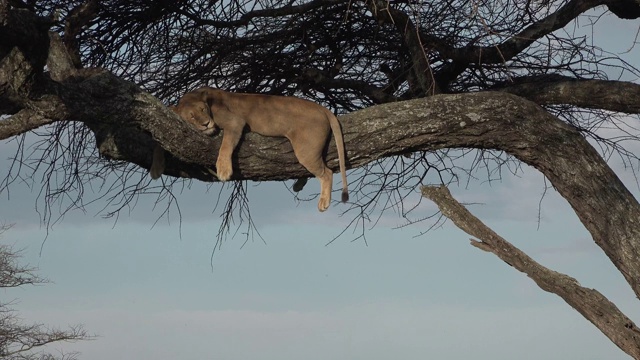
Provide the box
[421,185,640,359]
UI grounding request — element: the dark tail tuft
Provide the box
[342,190,349,203]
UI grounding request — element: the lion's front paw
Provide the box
[216,159,233,181]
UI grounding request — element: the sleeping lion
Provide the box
[151,87,348,212]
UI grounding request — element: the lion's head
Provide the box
[171,91,218,135]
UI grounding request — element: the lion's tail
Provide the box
[326,109,349,202]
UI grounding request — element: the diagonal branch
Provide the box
[421,185,640,359]
[425,0,605,65]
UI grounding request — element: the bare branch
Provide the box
[175,0,347,28]
[0,248,46,288]
[421,185,640,359]
[0,237,90,359]
[0,109,56,140]
[433,0,605,64]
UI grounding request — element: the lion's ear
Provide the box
[201,87,213,107]
[168,105,178,113]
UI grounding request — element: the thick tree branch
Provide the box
[607,0,640,19]
[0,3,52,115]
[496,75,640,113]
[421,185,640,359]
[0,109,55,139]
[0,4,51,80]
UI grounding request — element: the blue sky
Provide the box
[1,10,640,360]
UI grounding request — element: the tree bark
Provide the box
[497,75,640,113]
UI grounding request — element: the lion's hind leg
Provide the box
[307,162,333,212]
[314,166,334,212]
[290,137,333,212]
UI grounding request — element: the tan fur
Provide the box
[154,87,348,212]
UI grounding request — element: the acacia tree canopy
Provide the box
[2,0,640,357]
